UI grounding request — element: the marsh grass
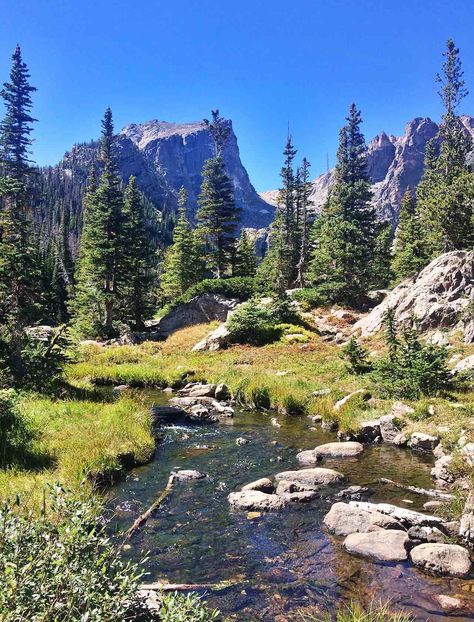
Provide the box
[301,601,413,622]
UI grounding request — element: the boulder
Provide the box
[462,442,474,467]
[452,354,474,376]
[435,594,474,615]
[431,455,454,486]
[275,467,345,487]
[173,469,207,481]
[192,323,231,352]
[314,441,364,459]
[312,388,331,397]
[236,437,250,446]
[428,330,449,346]
[349,501,444,528]
[187,404,218,424]
[155,294,239,338]
[392,433,409,447]
[410,543,472,577]
[178,383,216,398]
[353,251,474,339]
[215,383,230,401]
[296,450,320,466]
[241,477,275,494]
[379,414,403,443]
[390,401,414,418]
[281,491,320,503]
[228,490,286,512]
[407,525,446,544]
[324,502,402,536]
[411,432,439,452]
[343,530,409,562]
[336,485,369,500]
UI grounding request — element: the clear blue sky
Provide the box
[1,0,474,191]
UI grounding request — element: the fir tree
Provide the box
[295,157,313,287]
[161,187,203,300]
[391,189,426,281]
[234,229,257,277]
[0,45,42,379]
[308,104,376,303]
[121,176,157,329]
[196,110,241,277]
[72,108,125,338]
[418,39,474,256]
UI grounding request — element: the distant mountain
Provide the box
[40,119,274,240]
[260,115,474,224]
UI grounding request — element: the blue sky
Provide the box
[1,0,474,191]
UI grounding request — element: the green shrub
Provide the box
[372,311,451,399]
[161,277,256,314]
[0,487,219,622]
[0,389,32,468]
[290,288,328,310]
[342,336,373,374]
[226,303,280,345]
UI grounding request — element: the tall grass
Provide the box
[301,601,413,622]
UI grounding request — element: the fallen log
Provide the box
[140,580,232,592]
[378,477,453,501]
[124,474,176,541]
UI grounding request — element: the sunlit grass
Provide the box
[300,600,414,622]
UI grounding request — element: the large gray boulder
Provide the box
[324,502,402,536]
[349,501,444,528]
[228,490,286,512]
[154,294,239,338]
[354,251,474,341]
[192,323,231,352]
[410,543,472,577]
[241,478,275,494]
[314,442,364,459]
[343,530,409,562]
[274,467,345,486]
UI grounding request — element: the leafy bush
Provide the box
[0,389,32,468]
[372,310,451,399]
[342,336,373,374]
[161,277,256,314]
[226,303,280,345]
[0,487,220,622]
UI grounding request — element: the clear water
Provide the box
[110,394,474,621]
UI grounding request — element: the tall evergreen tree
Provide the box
[196,110,241,277]
[234,229,257,277]
[161,187,204,300]
[418,39,474,256]
[72,108,125,338]
[0,45,42,380]
[295,157,313,287]
[308,104,376,303]
[121,176,157,329]
[391,189,427,281]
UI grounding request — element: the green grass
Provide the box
[0,393,155,506]
[300,601,413,622]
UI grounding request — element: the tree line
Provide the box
[0,39,473,385]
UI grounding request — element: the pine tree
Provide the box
[72,108,125,338]
[391,189,426,281]
[418,39,474,256]
[371,220,393,288]
[295,157,313,287]
[308,104,376,303]
[196,110,241,277]
[0,45,42,379]
[161,187,203,300]
[121,176,157,329]
[234,229,257,277]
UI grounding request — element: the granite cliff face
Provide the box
[261,115,474,224]
[56,119,274,229]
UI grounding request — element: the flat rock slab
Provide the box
[410,543,472,577]
[228,490,287,512]
[324,502,402,536]
[275,467,345,486]
[349,501,443,528]
[314,441,364,459]
[343,530,409,562]
[296,450,320,465]
[241,477,275,493]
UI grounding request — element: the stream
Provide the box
[110,392,474,621]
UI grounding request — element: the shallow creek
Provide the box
[110,392,474,621]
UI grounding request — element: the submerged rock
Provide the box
[336,485,369,500]
[275,480,319,495]
[407,525,446,544]
[410,543,472,577]
[275,467,345,486]
[343,530,409,562]
[228,490,286,512]
[173,469,207,481]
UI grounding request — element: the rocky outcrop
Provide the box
[153,294,239,338]
[354,251,474,341]
[410,543,472,577]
